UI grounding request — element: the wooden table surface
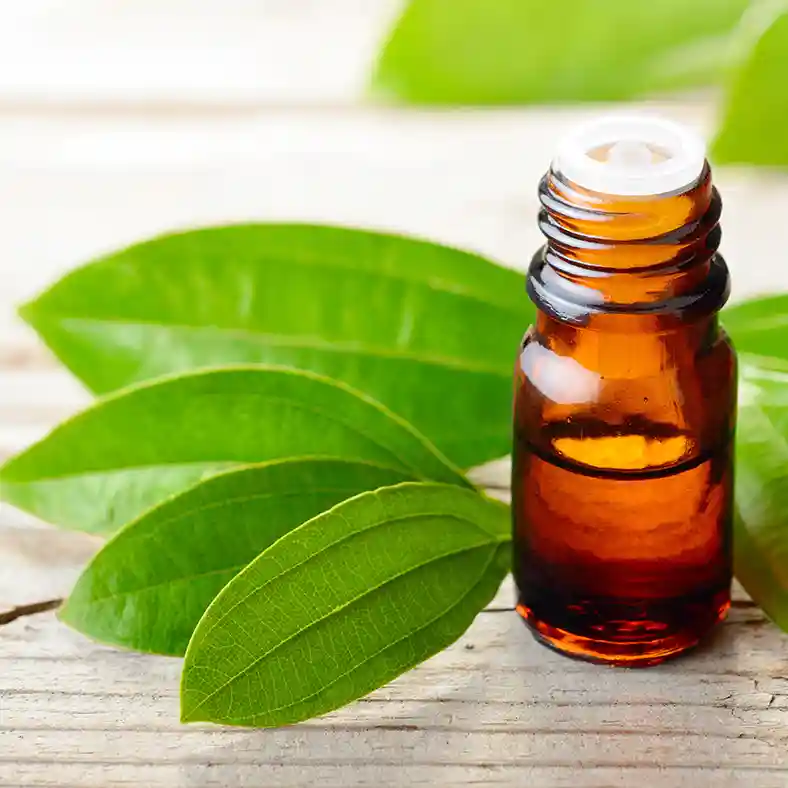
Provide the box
[2,3,788,786]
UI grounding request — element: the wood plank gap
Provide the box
[0,689,775,710]
[0,758,784,771]
[2,724,784,741]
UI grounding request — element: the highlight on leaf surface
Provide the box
[371,0,750,105]
[60,459,416,656]
[20,223,528,469]
[180,482,511,728]
[0,366,468,535]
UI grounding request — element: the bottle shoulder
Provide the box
[515,318,737,453]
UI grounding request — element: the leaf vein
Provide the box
[184,539,492,720]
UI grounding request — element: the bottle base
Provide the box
[516,600,730,668]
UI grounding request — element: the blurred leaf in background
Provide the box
[372,0,751,105]
[713,8,788,166]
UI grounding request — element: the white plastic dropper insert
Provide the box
[551,115,707,197]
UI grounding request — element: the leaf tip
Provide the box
[16,298,36,323]
[16,297,48,336]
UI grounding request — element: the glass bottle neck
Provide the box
[527,166,730,328]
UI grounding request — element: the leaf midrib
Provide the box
[1,393,448,483]
[46,242,524,318]
[0,459,228,485]
[125,484,410,543]
[32,315,513,377]
[198,506,506,639]
[222,542,506,726]
[74,485,412,605]
[183,519,501,721]
[69,563,246,613]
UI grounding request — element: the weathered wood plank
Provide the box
[5,764,788,788]
[2,605,788,787]
[1,598,784,681]
[3,687,783,736]
[2,727,785,767]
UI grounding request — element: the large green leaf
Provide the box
[21,224,528,468]
[371,0,750,105]
[0,367,468,535]
[181,482,510,728]
[723,296,788,362]
[712,9,788,166]
[734,355,788,630]
[60,459,413,656]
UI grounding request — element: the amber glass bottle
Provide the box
[512,116,736,666]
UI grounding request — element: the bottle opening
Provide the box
[552,115,707,197]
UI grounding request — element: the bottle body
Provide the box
[513,312,735,665]
[513,130,736,666]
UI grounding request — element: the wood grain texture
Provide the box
[2,583,788,787]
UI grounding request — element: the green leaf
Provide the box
[712,9,788,166]
[60,459,414,656]
[734,356,788,630]
[0,367,468,535]
[371,0,750,105]
[723,295,788,362]
[181,482,510,728]
[20,224,528,468]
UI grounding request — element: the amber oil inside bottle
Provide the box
[513,119,736,666]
